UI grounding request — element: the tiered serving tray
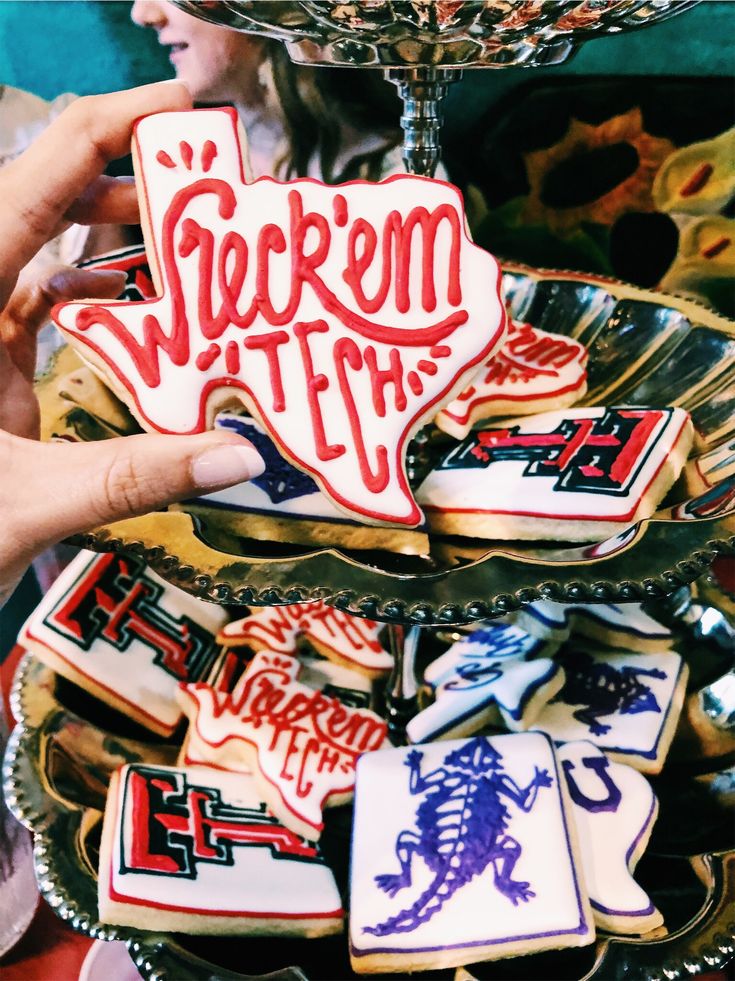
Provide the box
[49,263,735,623]
[4,263,733,979]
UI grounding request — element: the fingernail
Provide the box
[191,441,266,489]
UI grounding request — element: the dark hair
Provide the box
[266,41,402,183]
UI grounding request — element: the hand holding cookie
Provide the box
[0,84,265,603]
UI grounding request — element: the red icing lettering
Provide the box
[294,320,345,462]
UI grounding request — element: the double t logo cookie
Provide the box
[53,108,506,526]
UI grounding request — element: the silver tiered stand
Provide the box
[174,0,728,744]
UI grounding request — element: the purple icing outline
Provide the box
[413,655,559,742]
[547,654,685,761]
[349,732,590,960]
[589,791,658,918]
[524,603,671,643]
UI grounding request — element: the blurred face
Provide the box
[131,1,263,104]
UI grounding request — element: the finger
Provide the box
[2,429,265,562]
[64,175,140,225]
[0,80,191,305]
[1,266,126,381]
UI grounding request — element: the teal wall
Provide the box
[0,1,731,109]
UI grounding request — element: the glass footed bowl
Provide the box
[41,262,735,626]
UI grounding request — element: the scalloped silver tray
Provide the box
[45,263,735,626]
[4,640,735,981]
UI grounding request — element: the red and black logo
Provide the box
[121,765,319,878]
[438,408,667,496]
[45,552,215,681]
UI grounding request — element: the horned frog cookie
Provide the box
[417,406,693,541]
[349,733,594,974]
[510,599,674,653]
[19,549,226,736]
[533,647,688,774]
[558,742,663,935]
[98,763,343,936]
[218,599,393,679]
[406,622,563,743]
[435,317,588,440]
[52,107,506,528]
[179,411,429,554]
[178,650,388,839]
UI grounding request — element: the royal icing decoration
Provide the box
[435,318,588,440]
[510,600,674,653]
[349,734,594,973]
[218,600,392,679]
[53,107,506,527]
[98,763,343,935]
[417,406,693,541]
[178,650,388,838]
[558,742,663,935]
[406,623,562,744]
[20,550,226,736]
[533,648,688,774]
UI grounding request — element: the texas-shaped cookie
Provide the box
[435,318,588,440]
[218,600,393,679]
[406,622,562,743]
[178,650,388,838]
[53,107,506,527]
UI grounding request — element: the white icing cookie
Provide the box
[20,549,226,736]
[417,406,693,542]
[98,763,343,936]
[349,733,594,974]
[53,107,506,528]
[178,649,374,772]
[178,650,388,838]
[218,600,392,679]
[532,648,688,774]
[180,412,430,554]
[436,319,588,440]
[558,742,663,935]
[510,600,674,653]
[406,623,563,743]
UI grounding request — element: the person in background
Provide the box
[130,0,406,182]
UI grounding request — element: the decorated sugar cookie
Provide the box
[558,742,663,935]
[20,550,226,736]
[178,650,388,838]
[181,412,429,554]
[533,648,688,774]
[406,623,562,743]
[436,319,588,440]
[218,599,392,679]
[98,763,343,935]
[417,406,693,541]
[178,649,374,771]
[349,733,594,974]
[53,107,506,528]
[511,600,674,653]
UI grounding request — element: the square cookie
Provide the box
[99,763,344,936]
[20,549,227,736]
[350,733,594,973]
[533,649,688,774]
[417,406,692,541]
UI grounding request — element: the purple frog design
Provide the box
[365,737,552,936]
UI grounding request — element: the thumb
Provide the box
[3,428,265,567]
